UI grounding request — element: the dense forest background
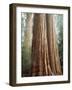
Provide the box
[21,13,63,77]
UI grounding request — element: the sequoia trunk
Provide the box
[31,14,52,76]
[46,15,62,75]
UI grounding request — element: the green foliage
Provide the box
[21,13,32,76]
[22,46,31,67]
[55,15,63,71]
[21,46,31,76]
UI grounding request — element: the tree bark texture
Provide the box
[46,15,62,75]
[31,14,62,76]
[31,14,53,76]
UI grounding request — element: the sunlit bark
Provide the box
[46,15,62,75]
[31,14,52,76]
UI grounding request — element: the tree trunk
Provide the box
[46,14,62,75]
[31,14,52,76]
[24,13,33,48]
[22,13,33,76]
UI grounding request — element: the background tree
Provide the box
[21,13,33,76]
[55,15,63,72]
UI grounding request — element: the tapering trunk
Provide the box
[31,14,52,76]
[46,14,62,75]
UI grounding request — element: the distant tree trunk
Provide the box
[46,15,62,75]
[31,14,52,76]
[22,13,33,76]
[24,13,33,48]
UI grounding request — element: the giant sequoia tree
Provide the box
[21,13,62,77]
[31,14,52,76]
[31,14,62,76]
